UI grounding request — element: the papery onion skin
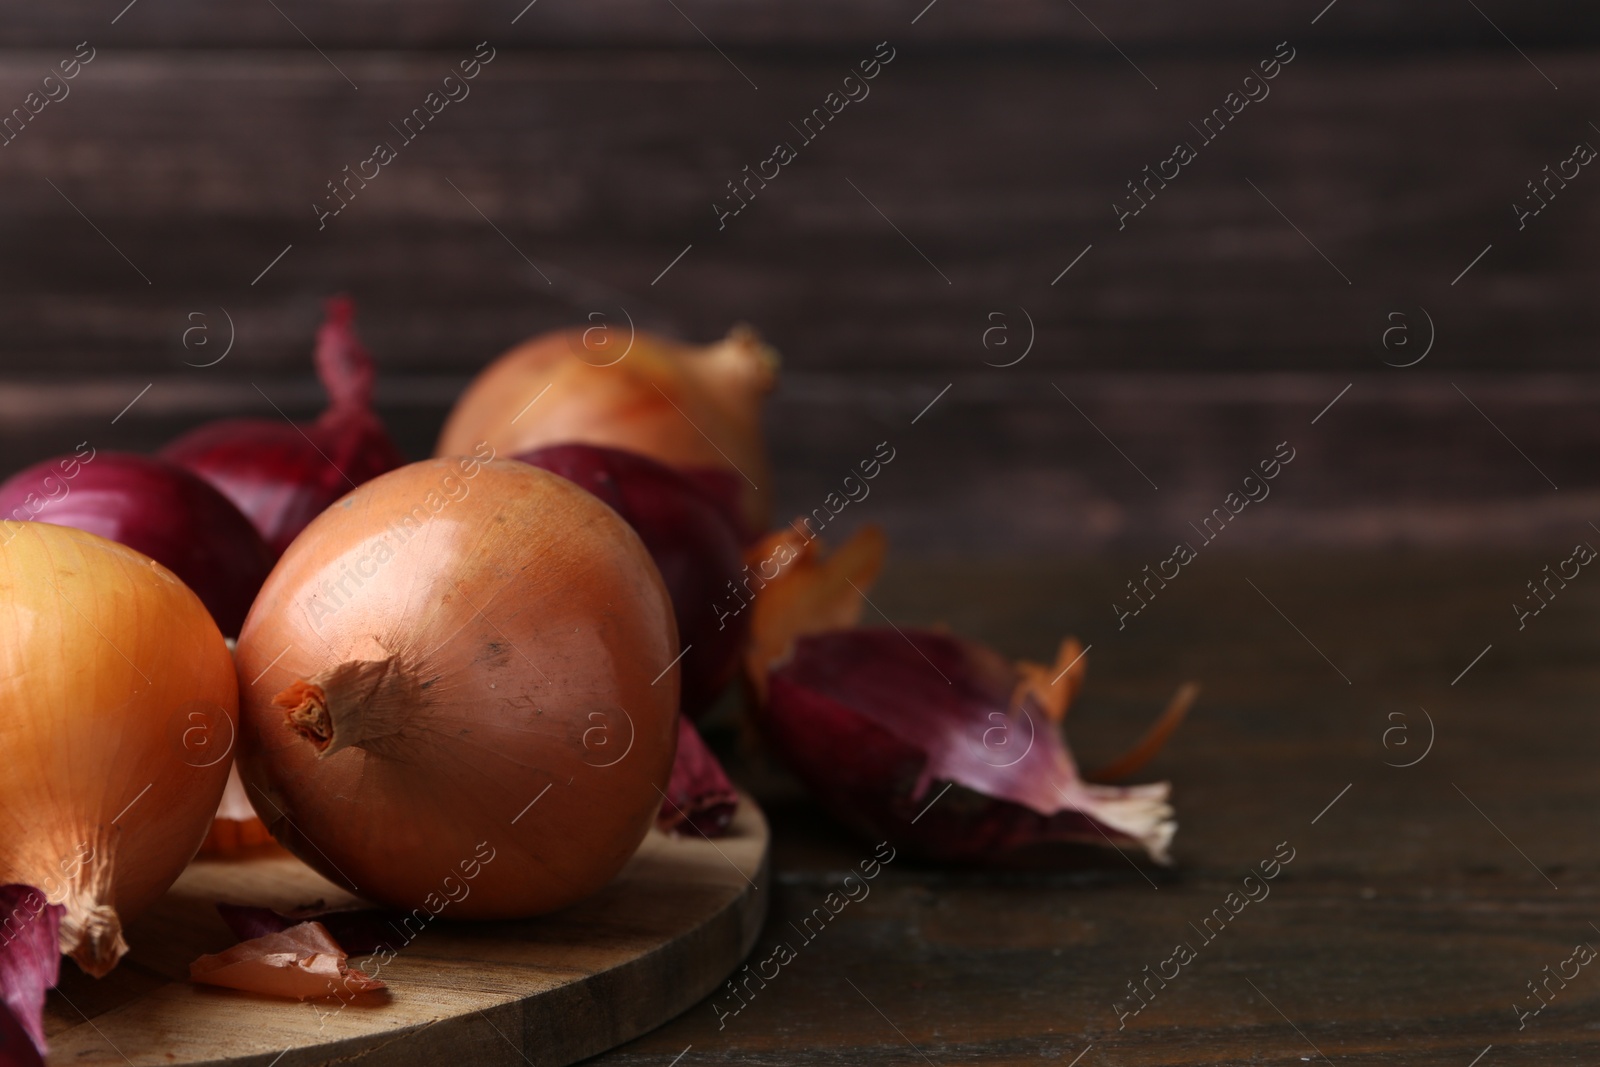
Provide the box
[434,325,777,539]
[189,921,385,1000]
[163,295,405,556]
[0,452,274,637]
[514,443,747,718]
[761,629,1174,863]
[217,903,399,957]
[657,718,739,838]
[233,458,679,918]
[0,885,61,1059]
[0,523,237,976]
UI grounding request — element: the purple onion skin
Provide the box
[514,443,748,718]
[162,415,400,558]
[677,466,756,546]
[0,1000,43,1067]
[762,629,1118,862]
[216,903,403,957]
[658,716,739,837]
[0,453,273,637]
[161,295,405,557]
[0,884,58,1063]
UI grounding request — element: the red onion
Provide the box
[0,885,60,1063]
[163,295,404,556]
[657,718,739,837]
[0,452,273,636]
[746,527,1193,864]
[514,443,747,717]
[677,468,750,546]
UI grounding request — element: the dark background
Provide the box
[2,0,1596,558]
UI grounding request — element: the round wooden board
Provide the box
[42,796,769,1066]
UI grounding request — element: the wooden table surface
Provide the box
[591,551,1600,1065]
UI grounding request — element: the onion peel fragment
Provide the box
[745,528,1192,866]
[743,524,886,701]
[657,718,739,838]
[1088,681,1200,784]
[1009,637,1087,725]
[0,885,62,1058]
[216,904,400,957]
[190,922,385,1001]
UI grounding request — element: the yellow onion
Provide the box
[434,325,778,537]
[0,522,237,976]
[233,457,679,917]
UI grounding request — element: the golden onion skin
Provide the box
[0,522,237,975]
[234,458,679,919]
[434,326,776,535]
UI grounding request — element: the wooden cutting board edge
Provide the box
[44,795,771,1067]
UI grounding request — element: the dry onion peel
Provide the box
[741,523,886,702]
[657,718,739,838]
[0,886,62,1060]
[435,324,778,537]
[1010,638,1088,726]
[234,458,679,917]
[217,903,399,957]
[189,922,384,1001]
[745,526,1182,864]
[1087,682,1200,784]
[0,523,237,976]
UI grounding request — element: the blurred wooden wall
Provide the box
[0,1,1596,554]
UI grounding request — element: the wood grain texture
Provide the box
[3,371,1595,553]
[2,0,1596,49]
[42,798,769,1066]
[0,47,1593,377]
[593,553,1600,1064]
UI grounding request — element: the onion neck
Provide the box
[688,326,778,422]
[275,656,425,759]
[61,897,126,978]
[58,846,126,978]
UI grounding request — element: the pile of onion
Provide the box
[163,294,404,557]
[0,522,237,983]
[744,525,1195,863]
[435,324,778,540]
[0,452,273,637]
[233,457,679,916]
[514,443,747,718]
